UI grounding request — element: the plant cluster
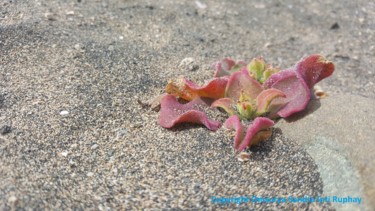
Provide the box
[157,55,334,152]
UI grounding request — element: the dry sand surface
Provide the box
[1,0,374,210]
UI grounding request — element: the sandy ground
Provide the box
[1,0,374,210]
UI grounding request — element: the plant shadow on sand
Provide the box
[282,98,322,123]
[168,123,210,132]
[247,127,284,160]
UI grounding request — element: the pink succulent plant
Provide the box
[211,70,287,119]
[157,54,335,152]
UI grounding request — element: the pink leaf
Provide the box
[158,94,221,131]
[211,98,236,115]
[224,116,274,151]
[262,68,292,89]
[223,115,245,150]
[213,58,246,77]
[295,54,335,88]
[225,71,263,100]
[166,77,229,101]
[213,58,236,77]
[263,70,310,118]
[256,88,286,114]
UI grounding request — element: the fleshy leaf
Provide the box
[166,77,228,101]
[225,71,263,100]
[260,66,279,83]
[263,68,292,88]
[263,70,310,118]
[158,94,221,131]
[213,58,246,77]
[223,115,245,150]
[211,98,236,115]
[295,54,335,88]
[224,115,274,151]
[247,57,266,81]
[238,90,254,103]
[236,101,256,120]
[256,88,286,115]
[250,130,273,146]
[236,90,257,119]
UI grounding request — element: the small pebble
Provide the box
[45,13,57,21]
[188,64,199,71]
[179,57,194,67]
[330,22,340,30]
[87,172,94,177]
[61,151,69,157]
[8,196,17,203]
[254,4,266,9]
[60,110,69,115]
[264,42,272,48]
[91,144,99,150]
[0,125,11,135]
[69,160,76,167]
[237,151,251,162]
[314,90,327,99]
[66,11,75,15]
[116,128,128,138]
[195,1,207,9]
[179,57,199,71]
[314,85,327,99]
[70,143,78,149]
[74,44,81,50]
[107,149,115,156]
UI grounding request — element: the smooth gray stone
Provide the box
[277,94,375,211]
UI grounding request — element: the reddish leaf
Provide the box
[263,70,310,118]
[224,115,274,151]
[263,68,293,88]
[213,58,246,77]
[211,98,236,115]
[256,88,286,115]
[158,94,221,131]
[225,71,263,101]
[166,77,228,101]
[223,115,245,150]
[213,58,236,77]
[295,54,335,88]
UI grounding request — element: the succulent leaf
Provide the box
[238,90,253,103]
[256,88,286,115]
[236,101,256,120]
[211,98,236,115]
[247,57,266,80]
[223,115,245,150]
[213,58,246,77]
[260,67,279,83]
[264,70,310,118]
[166,76,228,101]
[158,94,221,131]
[295,54,335,88]
[225,71,263,101]
[224,116,274,151]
